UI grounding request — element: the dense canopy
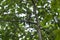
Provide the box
[0,0,60,40]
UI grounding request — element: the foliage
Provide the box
[0,0,60,40]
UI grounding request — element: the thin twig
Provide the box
[0,19,37,24]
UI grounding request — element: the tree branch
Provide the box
[0,19,37,24]
[31,0,42,40]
